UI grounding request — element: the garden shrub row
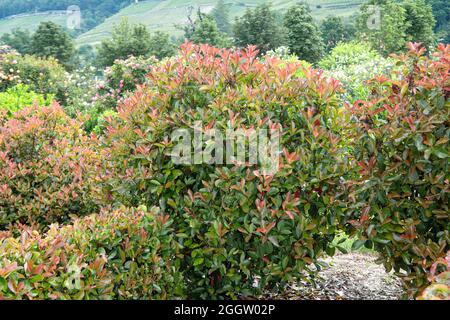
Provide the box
[0,206,183,299]
[0,43,448,299]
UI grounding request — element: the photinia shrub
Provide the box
[101,43,353,299]
[418,251,450,300]
[346,43,450,297]
[0,206,184,300]
[0,104,101,232]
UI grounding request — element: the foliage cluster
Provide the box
[319,42,394,102]
[345,43,449,297]
[0,104,101,232]
[0,206,183,299]
[0,84,53,115]
[100,43,353,298]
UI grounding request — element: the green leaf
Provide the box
[336,245,348,254]
[351,239,365,251]
[193,258,204,266]
[0,277,6,291]
[268,236,280,247]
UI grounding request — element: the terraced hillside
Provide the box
[0,11,67,36]
[0,0,364,47]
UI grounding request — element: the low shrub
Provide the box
[319,42,394,102]
[60,66,100,118]
[0,104,100,231]
[418,251,450,300]
[0,84,54,116]
[0,52,67,104]
[101,43,353,298]
[0,206,184,300]
[265,46,312,78]
[346,43,450,297]
[93,55,157,111]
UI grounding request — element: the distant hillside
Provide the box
[0,11,68,36]
[0,0,132,26]
[0,0,364,47]
[77,0,363,46]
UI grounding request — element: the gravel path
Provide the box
[262,253,404,300]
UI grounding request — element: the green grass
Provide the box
[0,0,364,47]
[0,12,67,35]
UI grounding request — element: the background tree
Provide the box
[283,3,324,63]
[320,16,356,52]
[0,29,32,55]
[186,15,231,47]
[211,0,231,34]
[356,0,408,55]
[148,31,176,60]
[402,0,436,48]
[76,44,97,68]
[96,18,152,67]
[30,21,75,69]
[233,3,285,54]
[426,0,449,43]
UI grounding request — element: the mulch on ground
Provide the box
[261,252,404,300]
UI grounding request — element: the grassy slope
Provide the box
[0,12,67,35]
[0,0,363,47]
[77,0,363,46]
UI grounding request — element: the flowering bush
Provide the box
[101,43,353,299]
[346,43,450,297]
[0,52,66,104]
[0,206,184,300]
[0,50,103,119]
[0,84,54,116]
[60,66,100,118]
[0,104,101,232]
[93,56,157,111]
[319,42,394,102]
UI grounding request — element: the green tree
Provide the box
[426,0,449,41]
[97,18,152,67]
[148,31,176,60]
[402,0,436,48]
[76,44,97,68]
[211,0,231,34]
[283,3,324,63]
[233,3,285,54]
[356,0,408,55]
[30,21,75,69]
[187,15,231,47]
[320,16,356,52]
[0,29,32,55]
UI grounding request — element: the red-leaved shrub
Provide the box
[100,43,353,298]
[346,43,449,297]
[0,104,101,231]
[0,206,183,299]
